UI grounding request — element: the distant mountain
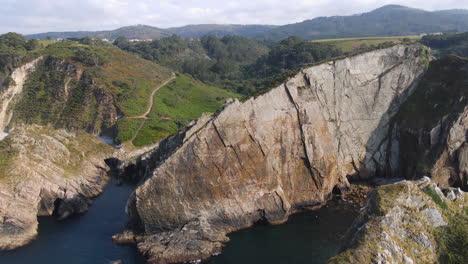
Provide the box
[166,24,277,38]
[25,25,170,40]
[25,24,276,40]
[25,5,468,41]
[257,5,468,40]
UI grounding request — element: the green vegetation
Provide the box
[420,32,468,57]
[116,35,342,95]
[132,119,178,147]
[257,5,468,40]
[115,118,144,144]
[5,37,173,142]
[436,210,468,264]
[130,74,239,146]
[312,36,421,53]
[422,186,449,210]
[329,183,467,264]
[0,138,17,179]
[115,34,270,94]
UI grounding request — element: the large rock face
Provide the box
[391,56,468,189]
[0,125,114,250]
[126,44,428,263]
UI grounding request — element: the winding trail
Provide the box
[128,73,176,120]
[127,73,176,142]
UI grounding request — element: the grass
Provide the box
[99,48,173,117]
[422,186,449,210]
[115,118,144,144]
[0,138,17,179]
[312,36,421,53]
[129,74,240,146]
[436,209,468,264]
[132,119,179,147]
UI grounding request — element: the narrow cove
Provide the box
[0,180,361,264]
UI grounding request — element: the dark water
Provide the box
[204,199,358,264]
[0,179,146,264]
[0,182,358,264]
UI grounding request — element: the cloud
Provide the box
[2,0,468,34]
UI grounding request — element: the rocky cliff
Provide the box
[9,56,119,134]
[390,56,468,189]
[122,44,429,263]
[328,177,466,264]
[0,58,40,133]
[0,125,114,250]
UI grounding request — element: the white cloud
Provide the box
[2,0,468,34]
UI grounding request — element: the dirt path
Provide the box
[127,73,176,143]
[128,73,176,120]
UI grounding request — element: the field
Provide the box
[312,36,421,52]
[129,74,240,147]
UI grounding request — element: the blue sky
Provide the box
[2,0,468,34]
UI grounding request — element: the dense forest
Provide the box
[420,32,468,57]
[114,35,343,95]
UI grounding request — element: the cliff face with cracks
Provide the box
[0,125,114,250]
[0,56,117,250]
[389,56,468,189]
[124,44,428,263]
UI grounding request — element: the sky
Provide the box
[2,0,468,34]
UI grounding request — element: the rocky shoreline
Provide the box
[0,125,114,250]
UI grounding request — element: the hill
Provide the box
[25,24,275,40]
[257,5,468,40]
[166,24,277,38]
[24,5,468,41]
[1,33,239,148]
[25,25,170,40]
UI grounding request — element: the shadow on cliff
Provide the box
[350,56,468,190]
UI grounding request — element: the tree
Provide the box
[25,39,40,51]
[0,32,26,50]
[113,36,130,50]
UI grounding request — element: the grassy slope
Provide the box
[20,42,173,118]
[312,36,421,52]
[99,48,173,117]
[11,41,174,141]
[126,74,240,146]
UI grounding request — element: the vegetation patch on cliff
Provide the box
[0,138,17,179]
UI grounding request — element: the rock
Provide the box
[328,179,457,264]
[421,207,447,227]
[109,260,123,264]
[112,231,138,245]
[0,125,114,250]
[124,45,427,263]
[0,58,41,132]
[454,188,465,201]
[445,190,457,201]
[391,56,468,190]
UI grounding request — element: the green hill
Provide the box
[24,5,468,41]
[25,25,169,40]
[257,5,468,40]
[124,74,240,147]
[1,34,238,147]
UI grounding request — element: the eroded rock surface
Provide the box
[327,178,466,264]
[125,44,428,263]
[0,125,114,250]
